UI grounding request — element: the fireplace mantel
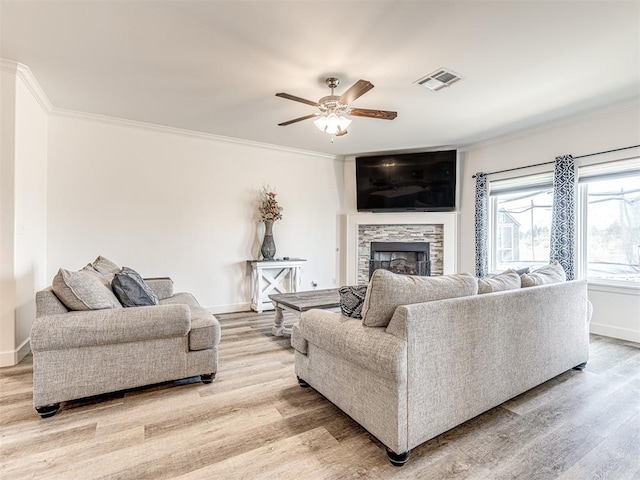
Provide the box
[345,212,458,285]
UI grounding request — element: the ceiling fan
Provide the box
[276,77,397,137]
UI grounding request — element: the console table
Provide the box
[248,259,306,312]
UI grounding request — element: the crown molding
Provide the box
[0,59,53,113]
[50,108,338,160]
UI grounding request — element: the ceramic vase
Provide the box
[261,219,276,260]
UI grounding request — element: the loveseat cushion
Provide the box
[112,267,159,307]
[520,261,566,287]
[160,292,201,307]
[297,309,406,381]
[478,271,521,294]
[52,268,123,311]
[188,306,221,351]
[339,285,368,318]
[361,270,478,327]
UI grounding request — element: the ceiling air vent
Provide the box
[415,68,462,91]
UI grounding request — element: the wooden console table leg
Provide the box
[271,304,292,337]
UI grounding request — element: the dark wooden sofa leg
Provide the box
[573,362,587,371]
[35,403,60,419]
[386,447,410,467]
[201,373,216,384]
[297,376,309,388]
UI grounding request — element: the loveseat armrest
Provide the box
[143,277,174,300]
[31,304,191,352]
[296,309,406,381]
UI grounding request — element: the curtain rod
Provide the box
[471,144,640,179]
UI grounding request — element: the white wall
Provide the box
[46,114,343,312]
[0,63,48,366]
[14,76,48,352]
[0,68,18,365]
[459,101,640,342]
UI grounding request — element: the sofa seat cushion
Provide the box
[159,292,201,307]
[188,306,221,351]
[52,268,123,311]
[297,309,406,381]
[478,271,521,294]
[361,270,478,327]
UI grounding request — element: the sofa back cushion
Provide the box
[361,269,478,327]
[520,261,566,287]
[52,268,123,311]
[478,271,521,294]
[91,255,121,282]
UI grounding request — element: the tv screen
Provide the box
[356,150,457,212]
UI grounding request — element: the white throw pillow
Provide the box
[52,268,123,311]
[520,261,566,287]
[91,255,121,282]
[361,269,478,327]
[478,270,521,294]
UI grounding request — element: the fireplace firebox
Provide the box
[369,242,431,279]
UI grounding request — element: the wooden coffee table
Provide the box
[268,288,340,336]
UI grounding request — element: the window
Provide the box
[492,189,554,272]
[581,172,640,283]
[488,157,640,285]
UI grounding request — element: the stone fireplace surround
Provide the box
[345,212,458,285]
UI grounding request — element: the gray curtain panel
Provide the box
[474,173,489,278]
[550,155,576,280]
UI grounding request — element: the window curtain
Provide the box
[549,155,576,280]
[474,172,489,278]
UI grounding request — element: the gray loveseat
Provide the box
[31,258,220,418]
[292,267,590,466]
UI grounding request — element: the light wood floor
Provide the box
[1,311,639,479]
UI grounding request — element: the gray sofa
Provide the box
[292,269,590,466]
[31,275,220,418]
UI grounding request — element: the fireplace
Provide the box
[347,213,456,285]
[369,241,431,279]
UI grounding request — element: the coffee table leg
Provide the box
[272,304,292,337]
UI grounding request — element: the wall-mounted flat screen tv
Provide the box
[355,150,457,212]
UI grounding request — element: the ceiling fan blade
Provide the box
[349,108,397,120]
[275,92,319,107]
[335,128,349,137]
[277,114,317,126]
[339,80,374,105]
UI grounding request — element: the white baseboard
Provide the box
[590,323,640,343]
[0,338,31,367]
[207,303,252,315]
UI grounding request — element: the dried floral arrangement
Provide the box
[259,186,283,222]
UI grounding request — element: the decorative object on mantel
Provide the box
[258,185,283,260]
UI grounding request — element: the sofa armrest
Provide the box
[143,277,174,300]
[297,309,406,381]
[31,304,191,352]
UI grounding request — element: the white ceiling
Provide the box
[1,1,638,156]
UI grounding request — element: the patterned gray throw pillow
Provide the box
[338,285,368,318]
[112,267,159,307]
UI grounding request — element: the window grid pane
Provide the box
[492,189,553,272]
[585,174,640,283]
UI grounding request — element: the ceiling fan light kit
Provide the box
[276,77,397,138]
